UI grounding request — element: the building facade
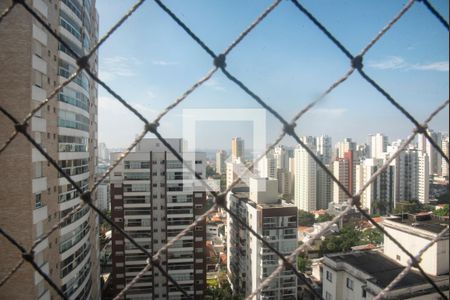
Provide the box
[355,158,395,214]
[418,130,443,177]
[226,178,298,299]
[231,137,244,162]
[215,150,226,175]
[294,143,317,212]
[332,151,354,204]
[109,139,207,299]
[0,0,100,299]
[369,133,388,159]
[390,147,430,204]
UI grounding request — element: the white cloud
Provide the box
[411,61,449,72]
[367,56,408,70]
[152,60,178,66]
[99,56,140,82]
[368,56,449,72]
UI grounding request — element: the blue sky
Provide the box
[96,0,449,150]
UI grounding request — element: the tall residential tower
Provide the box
[109,139,207,299]
[0,1,100,299]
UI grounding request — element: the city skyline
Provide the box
[0,1,448,300]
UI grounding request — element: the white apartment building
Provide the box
[369,133,388,159]
[321,251,449,300]
[335,138,356,159]
[258,150,277,179]
[226,157,250,189]
[215,150,226,175]
[355,158,395,214]
[383,214,449,276]
[0,0,100,299]
[441,135,449,178]
[316,135,333,165]
[390,147,430,203]
[294,145,317,212]
[274,146,290,170]
[109,139,207,299]
[418,130,443,176]
[322,213,449,300]
[226,178,298,299]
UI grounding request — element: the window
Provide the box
[346,278,353,290]
[396,254,401,261]
[326,270,332,282]
[362,289,367,298]
[34,162,44,178]
[325,291,332,300]
[35,193,43,209]
[34,70,44,88]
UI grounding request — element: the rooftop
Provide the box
[326,251,434,289]
[385,213,449,234]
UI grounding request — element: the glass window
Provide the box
[346,278,353,290]
[326,270,332,282]
[35,193,42,209]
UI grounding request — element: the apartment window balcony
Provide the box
[60,242,90,278]
[59,10,81,41]
[59,222,90,254]
[59,91,89,112]
[62,261,91,298]
[61,0,82,20]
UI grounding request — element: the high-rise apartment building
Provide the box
[273,146,290,170]
[442,135,449,178]
[390,146,430,204]
[0,1,99,299]
[215,150,226,175]
[294,142,317,212]
[257,150,276,179]
[335,138,356,159]
[332,151,354,204]
[226,178,298,299]
[231,137,244,162]
[418,130,442,176]
[226,158,249,189]
[109,139,207,299]
[355,158,395,214]
[369,133,388,159]
[316,135,332,165]
[98,142,109,163]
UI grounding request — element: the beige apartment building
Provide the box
[0,0,100,299]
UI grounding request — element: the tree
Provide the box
[319,223,383,255]
[434,204,449,217]
[394,200,433,214]
[297,255,312,272]
[316,213,333,223]
[206,165,216,177]
[360,228,383,245]
[298,210,315,227]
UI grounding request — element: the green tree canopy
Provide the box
[434,204,449,217]
[316,213,333,223]
[319,224,383,255]
[298,210,315,227]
